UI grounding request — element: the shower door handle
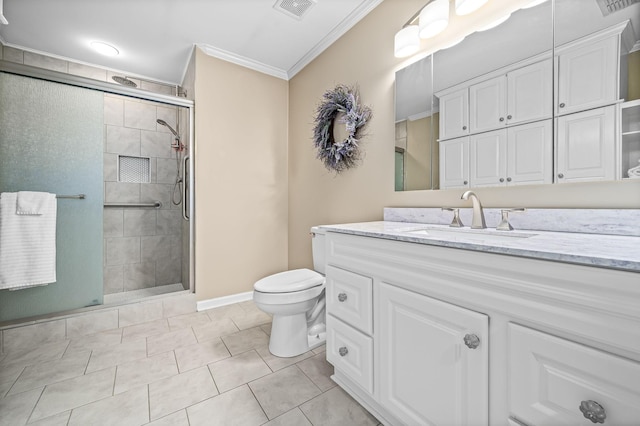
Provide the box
[182,155,190,221]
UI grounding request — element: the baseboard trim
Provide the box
[196,291,253,311]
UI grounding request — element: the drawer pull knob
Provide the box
[463,333,480,349]
[337,293,347,302]
[339,346,348,357]
[580,400,606,424]
[559,102,566,108]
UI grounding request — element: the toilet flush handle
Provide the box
[338,293,347,302]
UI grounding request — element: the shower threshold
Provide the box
[103,283,185,306]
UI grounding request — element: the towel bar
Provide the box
[56,194,85,199]
[103,201,162,208]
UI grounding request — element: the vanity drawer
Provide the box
[508,323,640,425]
[326,314,373,394]
[326,265,373,335]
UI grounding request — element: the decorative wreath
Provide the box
[313,84,372,173]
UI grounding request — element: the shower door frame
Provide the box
[0,60,196,296]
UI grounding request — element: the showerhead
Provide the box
[156,119,180,138]
[112,75,137,88]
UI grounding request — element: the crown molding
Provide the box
[196,43,289,80]
[196,0,383,81]
[286,0,384,79]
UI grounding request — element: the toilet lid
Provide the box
[254,268,324,293]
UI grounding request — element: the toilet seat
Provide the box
[254,268,325,306]
[254,268,324,293]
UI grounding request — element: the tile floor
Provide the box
[0,301,380,426]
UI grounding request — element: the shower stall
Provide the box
[0,61,194,323]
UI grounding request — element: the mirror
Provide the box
[395,0,640,191]
[395,55,438,190]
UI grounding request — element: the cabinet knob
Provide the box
[507,115,512,120]
[499,178,505,183]
[579,400,606,424]
[559,102,566,108]
[463,180,468,185]
[506,177,512,182]
[499,117,505,122]
[463,333,480,349]
[338,346,349,357]
[558,173,564,179]
[337,293,347,302]
[462,126,467,130]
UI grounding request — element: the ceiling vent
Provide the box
[273,0,317,20]
[595,0,639,16]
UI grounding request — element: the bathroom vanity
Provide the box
[322,213,640,426]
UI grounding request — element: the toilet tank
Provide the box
[310,226,326,275]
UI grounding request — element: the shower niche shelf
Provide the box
[118,155,150,183]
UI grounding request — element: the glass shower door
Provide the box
[0,73,104,322]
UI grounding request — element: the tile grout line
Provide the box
[24,386,46,426]
[246,382,270,423]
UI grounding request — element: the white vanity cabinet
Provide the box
[324,231,640,426]
[325,265,374,394]
[556,105,616,183]
[467,120,552,187]
[439,137,469,189]
[555,22,633,116]
[469,59,552,133]
[438,88,469,140]
[378,283,488,426]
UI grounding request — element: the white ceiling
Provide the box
[0,0,382,84]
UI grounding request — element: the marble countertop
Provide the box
[318,221,640,272]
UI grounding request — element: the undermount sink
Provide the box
[401,226,538,243]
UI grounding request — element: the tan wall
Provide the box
[194,48,289,301]
[405,116,431,191]
[288,0,640,270]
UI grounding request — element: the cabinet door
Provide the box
[557,35,618,115]
[507,59,552,125]
[508,323,640,426]
[439,89,469,140]
[470,76,506,133]
[378,283,488,426]
[439,137,469,189]
[470,130,507,187]
[556,106,615,183]
[507,120,552,185]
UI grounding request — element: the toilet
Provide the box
[253,227,327,357]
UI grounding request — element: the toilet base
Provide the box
[268,312,326,358]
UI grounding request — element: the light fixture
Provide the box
[521,0,549,8]
[419,0,449,39]
[90,41,119,57]
[394,25,420,58]
[455,0,488,15]
[476,13,511,32]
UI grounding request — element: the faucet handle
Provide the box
[442,207,464,228]
[496,208,525,231]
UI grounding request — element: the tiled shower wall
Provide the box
[102,95,185,294]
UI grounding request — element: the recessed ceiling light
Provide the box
[90,41,119,56]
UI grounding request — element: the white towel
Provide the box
[17,191,50,215]
[0,192,57,290]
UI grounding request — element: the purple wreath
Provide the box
[313,84,372,173]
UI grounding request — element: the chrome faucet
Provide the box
[461,190,486,229]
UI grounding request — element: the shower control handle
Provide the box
[338,293,347,302]
[339,347,348,357]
